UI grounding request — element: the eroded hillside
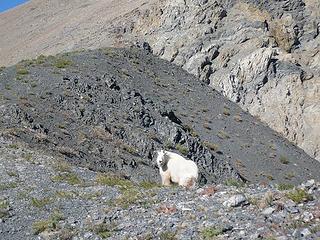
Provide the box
[0,48,319,185]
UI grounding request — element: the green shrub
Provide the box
[286,188,313,203]
[201,227,223,239]
[203,141,219,152]
[280,155,289,164]
[32,210,64,234]
[54,58,72,68]
[277,183,294,191]
[225,178,245,188]
[217,130,230,139]
[175,144,188,155]
[16,67,29,75]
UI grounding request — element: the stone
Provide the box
[223,194,247,207]
[262,207,275,215]
[301,228,312,237]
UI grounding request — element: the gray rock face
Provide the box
[111,0,320,161]
[1,48,320,184]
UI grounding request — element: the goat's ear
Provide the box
[162,152,169,165]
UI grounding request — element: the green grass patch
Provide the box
[32,210,64,235]
[96,174,133,191]
[286,188,313,203]
[16,67,29,75]
[0,199,10,218]
[51,172,82,185]
[203,141,219,152]
[223,107,230,116]
[0,182,18,191]
[225,178,245,188]
[217,130,230,139]
[90,223,113,239]
[201,227,223,239]
[175,144,188,155]
[53,160,72,173]
[277,183,294,191]
[54,58,72,68]
[159,231,177,240]
[139,181,161,189]
[31,197,51,208]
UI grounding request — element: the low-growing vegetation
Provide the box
[0,199,10,218]
[277,183,294,191]
[223,106,231,116]
[51,172,82,185]
[96,174,133,191]
[217,130,230,139]
[54,58,72,68]
[279,155,289,164]
[16,67,29,75]
[175,144,188,155]
[203,141,219,152]
[31,197,51,208]
[159,230,177,240]
[225,178,245,188]
[286,188,313,203]
[0,182,18,191]
[32,210,65,234]
[201,227,223,239]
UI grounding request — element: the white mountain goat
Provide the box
[156,150,198,188]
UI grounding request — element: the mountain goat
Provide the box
[156,150,198,188]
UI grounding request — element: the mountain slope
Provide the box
[0,48,319,184]
[0,0,319,163]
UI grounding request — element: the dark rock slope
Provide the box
[0,48,319,184]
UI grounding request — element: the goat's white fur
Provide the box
[156,150,198,188]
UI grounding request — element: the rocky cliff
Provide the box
[112,0,320,162]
